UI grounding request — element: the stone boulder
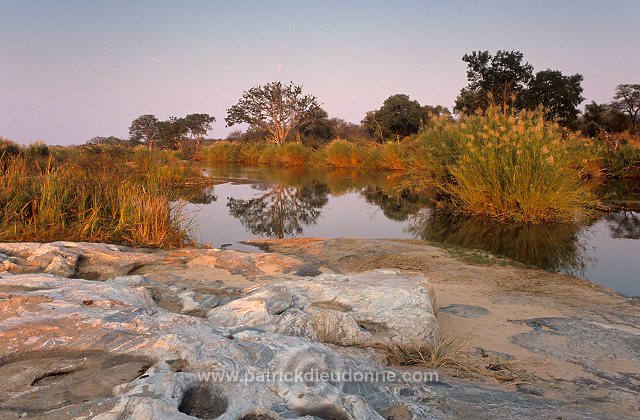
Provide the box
[207,270,439,350]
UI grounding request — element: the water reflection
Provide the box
[407,208,592,274]
[190,164,640,295]
[604,212,640,240]
[227,182,329,238]
[361,187,425,221]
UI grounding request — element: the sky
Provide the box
[1,0,638,145]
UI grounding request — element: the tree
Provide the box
[129,114,160,150]
[295,106,335,143]
[362,94,429,142]
[581,102,629,137]
[611,84,640,134]
[182,113,215,154]
[225,81,320,145]
[521,69,584,128]
[454,50,533,113]
[158,117,189,150]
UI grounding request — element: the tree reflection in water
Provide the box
[227,182,329,238]
[407,208,592,275]
[605,211,640,240]
[361,187,426,221]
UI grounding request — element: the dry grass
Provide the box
[385,337,539,383]
[0,151,202,247]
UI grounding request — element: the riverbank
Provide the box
[1,239,638,418]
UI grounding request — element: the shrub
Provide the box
[26,140,50,157]
[0,137,20,157]
[602,146,640,178]
[201,142,242,163]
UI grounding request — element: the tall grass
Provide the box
[0,153,195,247]
[323,139,366,168]
[407,107,594,223]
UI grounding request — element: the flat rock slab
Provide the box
[0,271,602,419]
[440,304,490,318]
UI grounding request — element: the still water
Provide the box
[184,165,640,296]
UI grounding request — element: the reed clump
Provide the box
[0,153,194,247]
[407,106,594,223]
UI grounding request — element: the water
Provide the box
[183,165,640,296]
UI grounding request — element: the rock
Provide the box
[0,242,161,279]
[207,270,439,350]
[0,253,17,272]
[439,304,490,318]
[1,272,595,419]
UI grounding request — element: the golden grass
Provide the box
[407,107,596,223]
[0,152,200,247]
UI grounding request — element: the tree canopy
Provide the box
[521,69,584,128]
[362,94,444,142]
[129,113,214,156]
[611,84,640,133]
[225,81,320,145]
[129,114,160,150]
[454,50,533,112]
[454,50,585,127]
[581,101,629,137]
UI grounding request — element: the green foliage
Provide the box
[362,94,433,142]
[611,84,640,133]
[201,141,313,167]
[581,101,630,136]
[225,81,320,145]
[323,139,366,168]
[602,145,640,178]
[455,50,533,112]
[454,51,584,128]
[0,137,20,157]
[129,114,161,149]
[520,70,584,128]
[26,140,50,157]
[408,107,594,223]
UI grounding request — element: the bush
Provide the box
[201,142,242,163]
[408,107,594,223]
[0,137,20,157]
[279,142,312,166]
[602,146,640,178]
[26,140,50,157]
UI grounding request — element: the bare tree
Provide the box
[225,81,320,145]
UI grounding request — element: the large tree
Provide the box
[521,69,584,128]
[182,113,215,154]
[158,117,189,150]
[129,114,160,150]
[362,94,430,142]
[225,81,320,145]
[454,50,533,113]
[611,84,640,134]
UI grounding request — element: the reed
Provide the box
[0,153,194,247]
[407,107,594,223]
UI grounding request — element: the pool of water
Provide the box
[184,164,640,296]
